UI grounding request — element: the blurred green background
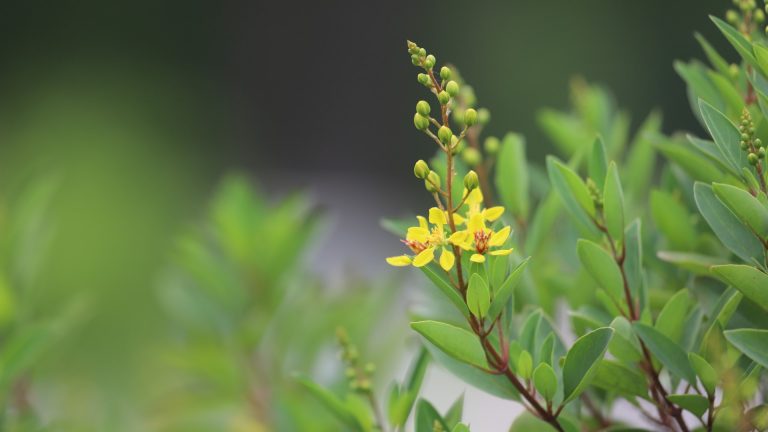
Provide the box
[0,0,738,430]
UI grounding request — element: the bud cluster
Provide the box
[725,0,766,34]
[586,178,603,209]
[739,108,765,165]
[336,327,375,394]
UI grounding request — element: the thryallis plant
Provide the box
[305,3,768,432]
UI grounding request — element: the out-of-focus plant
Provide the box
[307,2,768,431]
[152,174,404,431]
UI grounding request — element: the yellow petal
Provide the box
[452,212,466,225]
[386,255,412,266]
[482,206,505,222]
[417,215,428,230]
[406,227,429,242]
[412,247,435,267]
[468,213,486,233]
[470,253,486,263]
[448,230,468,244]
[439,248,455,271]
[429,207,446,225]
[490,248,513,256]
[488,226,511,247]
[466,188,483,205]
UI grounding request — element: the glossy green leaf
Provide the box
[533,363,558,402]
[695,182,764,264]
[711,16,758,66]
[689,353,718,395]
[633,323,696,383]
[466,273,490,319]
[608,317,642,363]
[712,182,768,240]
[711,265,768,312]
[411,321,488,369]
[656,251,727,276]
[443,394,464,428]
[415,399,449,432]
[496,133,530,220]
[576,239,624,309]
[723,328,768,369]
[667,394,709,418]
[487,257,530,321]
[451,424,470,432]
[695,32,731,76]
[603,162,624,243]
[562,327,613,403]
[591,359,649,400]
[655,289,692,344]
[517,350,533,380]
[547,157,597,232]
[421,265,471,318]
[698,100,745,174]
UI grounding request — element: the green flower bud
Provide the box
[452,136,465,154]
[440,66,451,80]
[464,108,478,126]
[416,100,431,116]
[425,170,440,192]
[757,9,765,23]
[438,91,450,105]
[756,138,763,148]
[461,85,477,106]
[358,379,371,391]
[364,363,376,373]
[463,170,479,190]
[484,136,500,154]
[414,113,430,131]
[477,108,491,125]
[730,63,740,78]
[437,126,453,144]
[742,133,750,141]
[759,147,766,158]
[406,40,419,54]
[749,152,759,165]
[419,48,426,57]
[411,54,421,66]
[741,140,750,150]
[413,159,430,179]
[462,148,482,167]
[726,9,739,24]
[417,73,431,86]
[345,368,357,378]
[425,54,436,69]
[451,107,465,124]
[446,80,459,97]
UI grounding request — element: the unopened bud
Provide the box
[749,152,759,165]
[464,170,480,190]
[446,80,459,97]
[411,54,420,66]
[438,126,453,144]
[364,363,376,373]
[407,40,419,54]
[425,55,436,69]
[438,91,451,105]
[345,368,357,378]
[462,148,482,166]
[416,100,431,116]
[760,147,766,158]
[414,160,430,179]
[756,9,765,23]
[477,108,491,125]
[417,73,431,86]
[464,108,478,126]
[755,138,763,148]
[414,113,430,131]
[425,171,441,192]
[484,136,500,154]
[726,9,739,24]
[440,66,451,80]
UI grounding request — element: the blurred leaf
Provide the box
[576,239,624,312]
[410,321,487,369]
[655,289,692,344]
[589,137,608,186]
[421,265,470,319]
[532,363,558,402]
[656,251,727,275]
[711,265,768,312]
[496,133,529,221]
[633,323,696,383]
[667,394,709,418]
[591,359,649,400]
[711,16,758,67]
[603,162,624,243]
[723,328,768,368]
[415,399,448,432]
[296,376,362,431]
[698,100,746,173]
[650,190,697,251]
[487,257,529,322]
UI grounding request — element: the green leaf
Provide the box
[496,133,530,220]
[388,348,430,427]
[466,273,490,319]
[650,190,697,251]
[415,399,449,432]
[625,111,662,198]
[667,394,709,418]
[533,363,558,402]
[633,323,696,383]
[624,220,646,311]
[589,137,608,186]
[723,328,768,368]
[656,251,728,276]
[655,289,692,344]
[411,321,488,369]
[576,239,624,310]
[517,350,533,380]
[591,359,649,400]
[711,16,758,66]
[561,327,613,403]
[603,162,625,243]
[657,140,726,183]
[608,317,642,363]
[712,182,768,240]
[689,353,718,395]
[695,32,731,76]
[451,424,470,432]
[755,43,768,77]
[421,265,471,319]
[698,100,746,174]
[547,156,598,233]
[487,257,530,321]
[694,182,764,264]
[443,394,464,428]
[297,376,362,430]
[711,265,768,312]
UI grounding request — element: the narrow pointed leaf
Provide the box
[711,265,768,312]
[562,327,614,403]
[411,321,488,369]
[633,323,696,383]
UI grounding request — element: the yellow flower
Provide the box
[386,207,456,270]
[448,194,514,263]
